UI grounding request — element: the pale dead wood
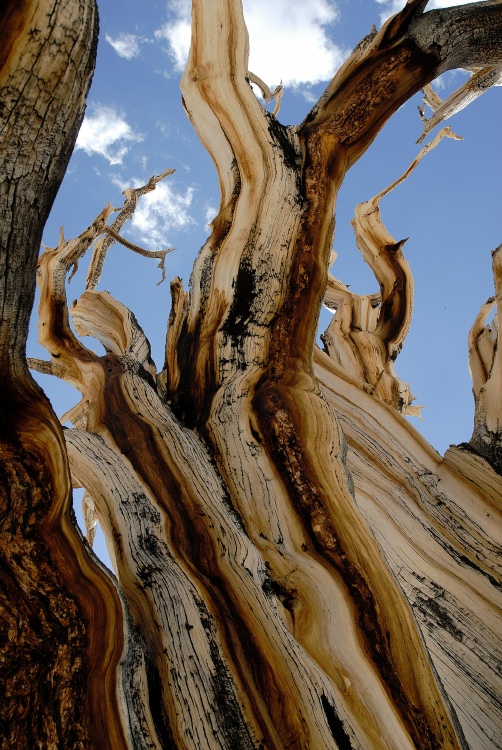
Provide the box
[418,66,502,143]
[247,71,283,116]
[176,7,463,744]
[38,208,374,747]
[322,127,461,416]
[315,344,502,750]
[82,489,98,547]
[4,0,502,748]
[86,169,175,290]
[469,245,502,472]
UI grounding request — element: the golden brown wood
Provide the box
[0,2,131,748]
[3,1,502,748]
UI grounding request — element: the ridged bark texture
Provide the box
[0,2,131,748]
[3,1,502,748]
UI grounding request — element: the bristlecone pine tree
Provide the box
[1,0,502,747]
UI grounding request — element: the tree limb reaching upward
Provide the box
[322,126,462,416]
[2,1,502,748]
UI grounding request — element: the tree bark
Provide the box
[0,2,130,748]
[3,1,502,748]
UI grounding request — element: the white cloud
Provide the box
[204,203,218,228]
[155,0,347,87]
[246,0,345,86]
[112,176,194,248]
[76,104,143,165]
[375,0,404,20]
[376,0,477,23]
[105,32,142,60]
[155,0,191,69]
[296,87,319,104]
[433,69,468,91]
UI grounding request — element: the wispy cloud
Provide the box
[155,0,347,87]
[433,69,469,92]
[376,0,477,23]
[155,0,191,71]
[76,104,143,165]
[112,176,194,249]
[374,0,404,21]
[105,32,143,60]
[204,203,218,228]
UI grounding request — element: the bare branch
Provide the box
[12,3,502,748]
[418,65,502,143]
[322,127,459,415]
[181,1,268,184]
[27,357,67,379]
[409,2,502,73]
[86,169,175,290]
[301,1,502,168]
[70,290,157,380]
[37,174,176,394]
[469,244,502,470]
[372,126,462,203]
[248,71,283,116]
[104,226,174,286]
[82,490,98,547]
[468,296,497,396]
[161,277,188,397]
[420,82,443,115]
[37,204,115,390]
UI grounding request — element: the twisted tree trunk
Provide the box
[2,1,502,748]
[0,2,129,747]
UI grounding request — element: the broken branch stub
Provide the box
[248,71,283,116]
[418,65,502,143]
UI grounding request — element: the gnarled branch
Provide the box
[469,244,502,471]
[86,169,175,290]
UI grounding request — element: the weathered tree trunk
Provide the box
[0,3,130,748]
[3,1,502,748]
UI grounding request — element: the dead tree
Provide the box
[2,1,502,748]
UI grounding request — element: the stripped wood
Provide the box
[3,1,502,747]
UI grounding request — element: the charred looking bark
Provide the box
[0,443,90,748]
[470,425,502,476]
[0,1,98,385]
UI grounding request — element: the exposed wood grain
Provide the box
[322,127,461,416]
[469,245,502,472]
[315,345,502,750]
[5,0,502,747]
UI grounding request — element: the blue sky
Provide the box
[29,0,500,556]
